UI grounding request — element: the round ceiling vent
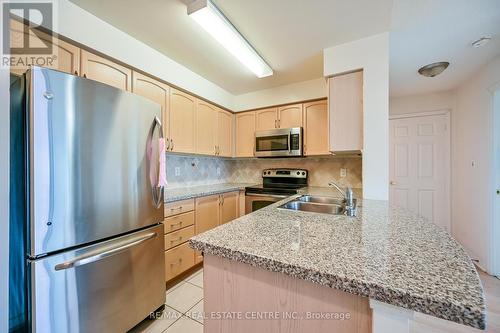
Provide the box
[418,62,450,77]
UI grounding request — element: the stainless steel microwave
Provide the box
[254,127,303,157]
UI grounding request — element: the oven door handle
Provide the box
[246,193,289,199]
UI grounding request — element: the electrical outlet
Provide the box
[174,167,180,176]
[216,167,221,176]
[340,168,347,178]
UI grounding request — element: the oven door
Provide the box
[254,127,302,157]
[245,193,289,214]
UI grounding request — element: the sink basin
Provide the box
[279,200,345,215]
[296,195,344,205]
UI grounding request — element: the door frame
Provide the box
[389,109,451,232]
[489,81,500,276]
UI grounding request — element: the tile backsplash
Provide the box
[231,156,362,188]
[166,154,232,188]
[166,154,362,189]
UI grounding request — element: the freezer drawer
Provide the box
[30,224,165,333]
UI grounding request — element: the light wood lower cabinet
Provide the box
[165,225,195,250]
[80,50,132,91]
[235,112,256,157]
[220,192,239,225]
[195,195,220,235]
[165,242,195,281]
[303,100,329,155]
[164,191,241,281]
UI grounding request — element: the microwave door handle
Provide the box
[54,232,158,271]
[288,132,291,154]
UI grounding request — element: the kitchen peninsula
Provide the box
[189,190,485,333]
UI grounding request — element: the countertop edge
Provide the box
[189,238,486,330]
[164,183,253,203]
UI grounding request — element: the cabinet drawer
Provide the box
[164,198,195,217]
[165,242,195,281]
[164,225,195,250]
[164,211,195,233]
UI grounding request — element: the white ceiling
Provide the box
[69,0,392,95]
[69,0,500,97]
[390,0,500,97]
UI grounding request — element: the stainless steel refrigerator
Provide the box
[9,67,166,333]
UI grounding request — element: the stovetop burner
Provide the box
[245,168,308,195]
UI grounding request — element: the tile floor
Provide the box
[128,268,204,333]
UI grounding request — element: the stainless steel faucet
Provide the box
[328,182,356,217]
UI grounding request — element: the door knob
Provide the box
[390,181,397,185]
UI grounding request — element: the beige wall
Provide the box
[389,56,500,272]
[390,90,455,115]
[452,55,500,272]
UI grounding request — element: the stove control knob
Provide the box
[296,171,300,175]
[302,172,305,175]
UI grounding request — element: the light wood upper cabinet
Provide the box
[196,100,218,155]
[170,88,196,153]
[217,109,233,157]
[328,71,363,153]
[303,100,329,156]
[235,112,256,157]
[132,71,170,139]
[10,19,80,76]
[220,192,239,225]
[255,108,278,131]
[278,104,303,128]
[81,50,132,91]
[195,195,220,235]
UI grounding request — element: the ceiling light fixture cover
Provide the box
[471,37,491,48]
[418,62,449,77]
[188,0,273,78]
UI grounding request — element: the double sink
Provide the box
[279,195,356,216]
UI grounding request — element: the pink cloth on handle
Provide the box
[158,138,167,187]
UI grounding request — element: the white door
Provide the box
[389,112,450,231]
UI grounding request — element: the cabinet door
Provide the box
[195,195,220,235]
[132,71,170,140]
[255,108,278,131]
[303,100,329,156]
[10,19,80,76]
[170,89,196,153]
[329,71,363,152]
[196,100,218,155]
[220,192,239,225]
[217,109,233,157]
[278,104,303,128]
[81,50,132,91]
[235,112,256,157]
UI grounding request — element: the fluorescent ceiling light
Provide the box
[188,0,273,78]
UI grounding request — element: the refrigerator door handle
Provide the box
[54,232,158,271]
[148,116,164,208]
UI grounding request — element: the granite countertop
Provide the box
[164,183,256,202]
[189,188,485,329]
